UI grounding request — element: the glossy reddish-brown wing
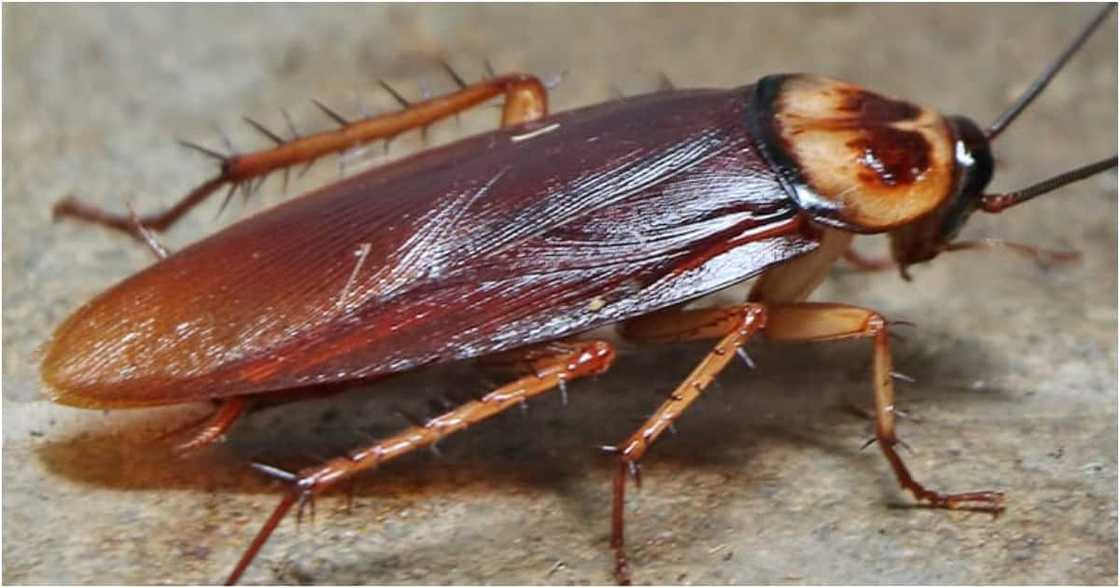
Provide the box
[43,88,818,408]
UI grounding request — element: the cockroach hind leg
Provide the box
[225,490,302,585]
[226,341,615,584]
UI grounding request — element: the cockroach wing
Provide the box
[42,88,818,408]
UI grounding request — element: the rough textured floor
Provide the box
[3,5,1117,585]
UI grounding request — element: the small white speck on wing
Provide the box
[337,242,373,312]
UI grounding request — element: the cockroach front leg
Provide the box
[610,302,1002,584]
[54,69,549,241]
[841,247,894,271]
[225,339,615,585]
[764,303,1005,512]
[611,304,768,584]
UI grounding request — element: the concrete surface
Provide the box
[3,4,1116,585]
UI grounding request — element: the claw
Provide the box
[928,490,1005,514]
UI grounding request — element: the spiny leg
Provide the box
[612,304,767,584]
[225,340,615,585]
[54,71,550,241]
[610,302,1002,583]
[764,303,1004,511]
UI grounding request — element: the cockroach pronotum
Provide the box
[30,5,1116,585]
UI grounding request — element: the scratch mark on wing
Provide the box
[361,166,512,303]
[337,242,372,313]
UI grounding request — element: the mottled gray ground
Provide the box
[3,4,1116,585]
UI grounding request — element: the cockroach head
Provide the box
[888,5,1118,278]
[751,7,1115,280]
[885,115,992,272]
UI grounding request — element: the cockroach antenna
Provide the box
[981,156,1118,212]
[986,4,1114,141]
[980,5,1117,212]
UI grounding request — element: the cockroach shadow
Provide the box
[34,326,1007,507]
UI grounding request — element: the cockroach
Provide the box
[38,6,1116,585]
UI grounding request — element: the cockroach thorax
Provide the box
[748,74,955,232]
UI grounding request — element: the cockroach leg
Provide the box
[172,397,249,454]
[841,247,894,271]
[614,301,1002,583]
[154,397,249,453]
[225,340,615,585]
[613,304,768,584]
[942,238,1081,268]
[53,72,550,241]
[764,303,1005,512]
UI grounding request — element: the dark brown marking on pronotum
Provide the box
[847,126,932,187]
[836,88,923,125]
[748,73,955,232]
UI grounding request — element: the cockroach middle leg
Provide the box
[225,340,615,585]
[763,303,1005,512]
[612,304,768,585]
[53,70,550,242]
